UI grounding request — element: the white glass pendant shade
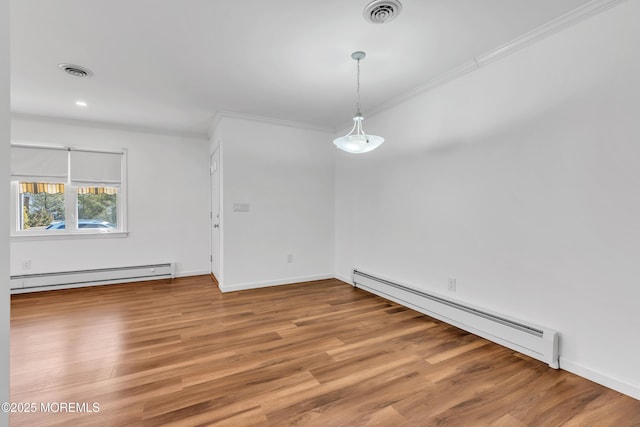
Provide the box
[333,114,384,154]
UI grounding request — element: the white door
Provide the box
[210,149,221,281]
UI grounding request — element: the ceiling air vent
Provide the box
[58,63,93,78]
[363,0,403,24]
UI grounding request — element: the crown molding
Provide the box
[365,0,628,122]
[351,59,479,132]
[212,110,333,135]
[477,0,627,66]
[11,112,208,140]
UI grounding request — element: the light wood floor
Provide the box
[10,276,640,426]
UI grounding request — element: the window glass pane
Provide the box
[18,182,65,231]
[77,186,118,230]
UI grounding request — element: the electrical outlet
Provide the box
[233,203,250,212]
[22,260,32,270]
[447,278,456,292]
[287,254,293,264]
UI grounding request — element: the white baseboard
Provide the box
[219,273,334,293]
[175,269,210,278]
[335,274,353,285]
[560,357,640,401]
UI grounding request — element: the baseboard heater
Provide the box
[10,263,175,292]
[352,269,559,369]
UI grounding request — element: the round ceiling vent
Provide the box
[58,63,93,78]
[363,0,403,24]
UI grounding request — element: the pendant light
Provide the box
[333,51,384,154]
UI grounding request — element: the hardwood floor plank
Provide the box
[10,276,640,426]
[489,414,528,427]
[365,406,412,427]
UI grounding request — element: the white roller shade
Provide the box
[70,150,123,187]
[10,145,68,182]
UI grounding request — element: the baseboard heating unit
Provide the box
[352,269,559,369]
[10,263,175,293]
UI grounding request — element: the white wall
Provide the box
[10,115,210,279]
[1,0,10,421]
[335,1,640,398]
[217,116,334,291]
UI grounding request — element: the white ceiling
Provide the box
[11,0,593,136]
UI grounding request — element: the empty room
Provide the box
[1,0,640,425]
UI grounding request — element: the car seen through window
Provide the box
[46,220,115,230]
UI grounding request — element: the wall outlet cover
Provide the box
[233,203,250,212]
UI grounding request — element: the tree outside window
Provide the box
[20,183,65,229]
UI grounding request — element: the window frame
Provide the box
[10,144,128,240]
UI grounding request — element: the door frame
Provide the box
[209,146,222,284]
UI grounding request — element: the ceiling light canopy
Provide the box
[333,51,384,154]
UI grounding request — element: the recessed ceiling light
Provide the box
[75,100,88,107]
[58,63,94,78]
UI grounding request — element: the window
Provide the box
[77,186,119,229]
[10,144,127,237]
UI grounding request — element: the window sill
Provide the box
[11,231,129,241]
